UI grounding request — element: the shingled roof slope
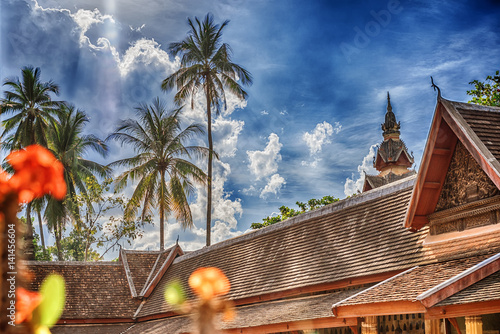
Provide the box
[453,101,500,162]
[137,176,429,318]
[127,288,367,333]
[122,250,162,296]
[28,262,139,319]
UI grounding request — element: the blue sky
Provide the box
[1,0,500,257]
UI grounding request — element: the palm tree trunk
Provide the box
[206,86,213,247]
[37,208,45,251]
[55,222,63,260]
[160,169,165,250]
[25,202,35,260]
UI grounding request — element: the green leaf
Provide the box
[164,280,185,306]
[37,274,66,327]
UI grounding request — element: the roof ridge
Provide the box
[25,261,121,266]
[447,99,500,112]
[174,175,416,265]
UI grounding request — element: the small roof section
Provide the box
[28,262,140,320]
[405,97,500,231]
[332,252,500,318]
[121,245,183,298]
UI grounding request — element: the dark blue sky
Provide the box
[1,0,499,256]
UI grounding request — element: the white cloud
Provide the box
[344,144,378,196]
[118,38,180,77]
[260,173,286,199]
[260,110,269,115]
[247,133,282,180]
[212,118,244,158]
[303,121,341,156]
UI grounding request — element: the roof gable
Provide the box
[405,98,500,231]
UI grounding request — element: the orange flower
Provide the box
[188,267,230,300]
[7,145,66,203]
[0,168,14,202]
[16,287,43,324]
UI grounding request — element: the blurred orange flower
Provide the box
[16,287,42,324]
[6,145,66,203]
[0,168,14,202]
[188,267,230,301]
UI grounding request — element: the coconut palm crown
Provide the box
[107,98,208,250]
[45,104,110,259]
[161,13,252,246]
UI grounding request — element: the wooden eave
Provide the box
[222,317,359,334]
[332,300,426,318]
[405,97,500,231]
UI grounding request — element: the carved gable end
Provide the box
[429,141,500,236]
[436,141,499,211]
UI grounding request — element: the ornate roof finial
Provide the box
[430,76,442,99]
[381,91,400,137]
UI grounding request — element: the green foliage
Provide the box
[67,177,149,261]
[251,195,340,229]
[467,70,500,107]
[107,98,208,250]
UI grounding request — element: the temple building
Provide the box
[26,91,500,334]
[363,93,416,192]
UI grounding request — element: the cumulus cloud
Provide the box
[344,144,378,196]
[247,133,282,180]
[118,38,179,77]
[212,118,244,157]
[260,174,286,199]
[303,121,342,156]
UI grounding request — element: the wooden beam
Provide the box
[423,182,441,189]
[333,301,426,318]
[222,317,358,334]
[427,300,500,319]
[143,245,183,298]
[433,148,451,155]
[448,318,462,334]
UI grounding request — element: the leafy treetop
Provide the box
[467,70,500,107]
[251,195,340,229]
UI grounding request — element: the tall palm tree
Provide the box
[161,13,252,246]
[45,104,109,260]
[1,66,61,259]
[107,98,208,250]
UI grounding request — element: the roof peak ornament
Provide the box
[430,76,442,100]
[381,91,400,137]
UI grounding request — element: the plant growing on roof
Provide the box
[161,13,252,246]
[107,97,208,250]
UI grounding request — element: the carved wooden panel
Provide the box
[436,142,499,211]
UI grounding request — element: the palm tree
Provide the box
[161,13,252,246]
[1,66,61,260]
[107,98,208,250]
[45,104,109,260]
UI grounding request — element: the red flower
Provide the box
[6,145,66,203]
[15,287,42,324]
[188,267,230,300]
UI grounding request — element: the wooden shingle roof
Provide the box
[28,262,140,319]
[137,176,427,318]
